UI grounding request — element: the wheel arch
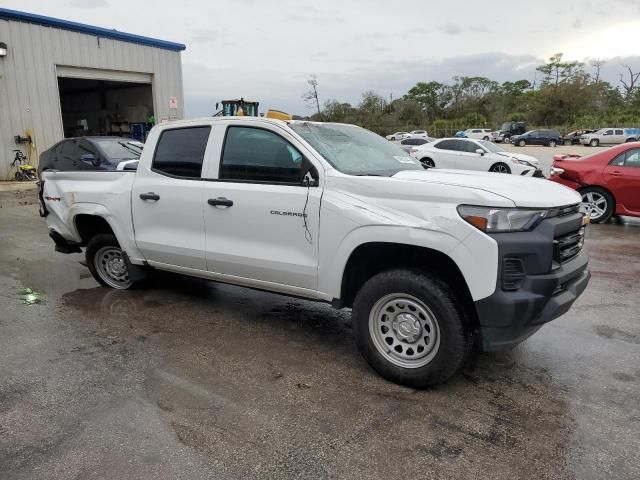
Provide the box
[334,242,479,330]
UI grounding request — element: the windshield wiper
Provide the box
[118,141,142,156]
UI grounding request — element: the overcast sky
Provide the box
[3,0,640,117]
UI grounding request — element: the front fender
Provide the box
[318,224,498,302]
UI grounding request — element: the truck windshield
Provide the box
[500,122,511,131]
[289,122,423,176]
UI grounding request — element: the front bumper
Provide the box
[474,211,590,351]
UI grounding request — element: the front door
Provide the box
[605,148,640,213]
[132,125,213,270]
[203,124,321,290]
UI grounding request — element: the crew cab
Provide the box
[40,117,590,387]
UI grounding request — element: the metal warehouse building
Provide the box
[0,8,185,180]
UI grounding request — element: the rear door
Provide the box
[452,140,483,171]
[432,139,459,168]
[613,129,625,144]
[131,125,213,270]
[605,148,640,213]
[203,122,322,290]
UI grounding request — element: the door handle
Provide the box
[139,192,160,201]
[208,197,233,207]
[610,171,622,176]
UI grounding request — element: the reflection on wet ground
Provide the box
[1,199,638,479]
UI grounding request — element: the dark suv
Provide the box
[511,129,562,147]
[37,137,143,177]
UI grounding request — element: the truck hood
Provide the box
[391,169,581,208]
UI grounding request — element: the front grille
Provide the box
[554,226,585,263]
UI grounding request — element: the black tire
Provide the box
[518,139,526,147]
[420,157,435,168]
[549,140,557,147]
[86,234,144,289]
[483,136,490,141]
[490,162,511,174]
[503,136,511,144]
[352,269,473,388]
[590,139,599,147]
[563,139,570,145]
[580,186,614,223]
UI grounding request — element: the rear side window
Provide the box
[152,127,211,178]
[615,129,624,135]
[611,148,640,167]
[219,126,305,184]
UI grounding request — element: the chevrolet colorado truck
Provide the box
[39,117,590,387]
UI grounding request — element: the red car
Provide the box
[549,142,640,223]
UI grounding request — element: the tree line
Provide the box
[303,54,640,136]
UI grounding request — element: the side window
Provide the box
[624,149,640,167]
[152,127,210,178]
[604,130,613,135]
[461,141,479,153]
[615,129,624,135]
[220,126,305,184]
[59,141,77,157]
[436,140,455,150]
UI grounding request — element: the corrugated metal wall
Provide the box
[0,18,184,180]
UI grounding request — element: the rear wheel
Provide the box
[590,139,599,147]
[503,136,511,144]
[420,157,435,168]
[564,139,570,145]
[483,136,490,141]
[581,187,614,223]
[490,162,511,174]
[86,234,143,289]
[549,140,557,147]
[352,269,473,388]
[518,139,526,147]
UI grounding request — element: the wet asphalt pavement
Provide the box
[1,188,639,480]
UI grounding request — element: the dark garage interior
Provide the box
[57,77,154,141]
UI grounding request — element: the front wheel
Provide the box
[518,139,526,147]
[490,162,511,174]
[352,270,473,388]
[86,234,143,289]
[590,139,599,147]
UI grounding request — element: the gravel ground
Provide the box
[0,187,639,480]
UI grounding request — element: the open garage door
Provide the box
[56,66,154,141]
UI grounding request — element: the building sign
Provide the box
[169,96,178,109]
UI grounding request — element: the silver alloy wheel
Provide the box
[369,293,441,369]
[581,191,608,220]
[518,139,526,147]
[491,164,509,173]
[94,246,132,289]
[503,137,511,144]
[549,140,557,147]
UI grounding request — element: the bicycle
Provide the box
[11,149,37,181]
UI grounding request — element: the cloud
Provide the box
[67,0,108,7]
[439,22,462,35]
[572,18,582,29]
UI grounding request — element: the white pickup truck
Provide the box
[39,117,590,387]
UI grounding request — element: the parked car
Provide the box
[38,137,143,177]
[40,117,589,388]
[549,143,640,222]
[511,130,562,147]
[409,129,429,138]
[385,131,410,141]
[398,137,433,153]
[464,128,493,140]
[411,138,542,176]
[492,121,527,143]
[579,128,640,147]
[562,129,596,145]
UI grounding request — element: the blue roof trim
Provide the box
[0,8,186,51]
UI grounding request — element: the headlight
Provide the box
[457,205,548,232]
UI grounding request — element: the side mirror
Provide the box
[475,149,485,156]
[80,153,101,167]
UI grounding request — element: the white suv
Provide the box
[464,129,493,141]
[580,128,640,146]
